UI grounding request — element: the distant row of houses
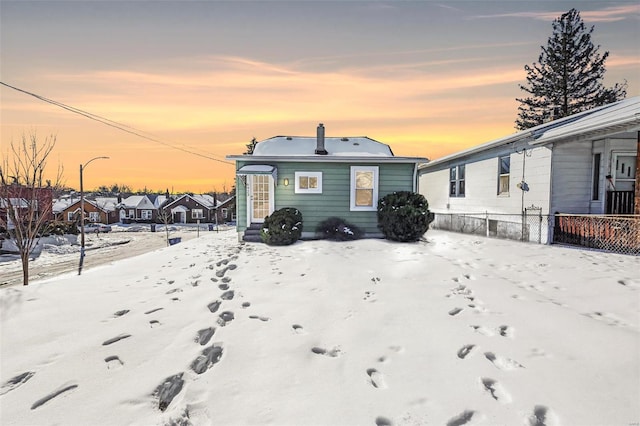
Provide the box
[2,98,638,253]
[52,193,236,225]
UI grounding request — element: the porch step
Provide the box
[243,223,263,243]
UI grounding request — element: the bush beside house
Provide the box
[377,191,434,242]
[260,208,303,246]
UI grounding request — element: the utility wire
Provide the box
[0,81,234,165]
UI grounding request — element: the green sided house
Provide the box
[227,124,428,241]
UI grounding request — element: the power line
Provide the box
[0,81,234,166]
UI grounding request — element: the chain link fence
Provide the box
[430,209,551,244]
[430,210,640,255]
[553,214,640,256]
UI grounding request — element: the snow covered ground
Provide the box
[0,224,225,287]
[0,229,638,426]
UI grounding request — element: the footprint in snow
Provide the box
[190,345,223,374]
[527,405,558,426]
[366,368,387,389]
[154,373,184,412]
[448,307,463,316]
[249,315,270,322]
[217,311,234,326]
[31,383,79,410]
[457,344,476,359]
[102,334,131,346]
[0,371,35,396]
[497,325,514,338]
[207,301,221,313]
[480,377,511,403]
[292,324,306,334]
[195,327,216,345]
[484,352,524,370]
[220,290,234,300]
[105,355,124,370]
[311,346,342,357]
[470,325,494,336]
[375,416,393,426]
[446,410,477,426]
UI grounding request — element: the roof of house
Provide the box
[419,96,640,169]
[163,194,219,210]
[253,136,395,157]
[93,197,118,212]
[227,132,427,163]
[53,198,80,213]
[118,195,152,208]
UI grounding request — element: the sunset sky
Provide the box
[1,1,639,193]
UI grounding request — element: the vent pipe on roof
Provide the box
[315,123,328,155]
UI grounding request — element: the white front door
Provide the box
[248,174,274,224]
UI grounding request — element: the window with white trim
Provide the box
[295,171,322,194]
[498,156,510,195]
[89,211,100,222]
[449,165,465,197]
[350,166,378,211]
[68,212,75,221]
[192,209,204,219]
[141,210,153,220]
[612,152,637,191]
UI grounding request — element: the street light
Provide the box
[78,156,109,275]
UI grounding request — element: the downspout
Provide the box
[589,140,594,214]
[547,143,555,244]
[635,131,640,214]
[521,149,526,215]
[413,163,419,192]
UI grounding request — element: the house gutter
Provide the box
[418,131,535,170]
[531,114,640,145]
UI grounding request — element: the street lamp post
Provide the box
[78,156,109,275]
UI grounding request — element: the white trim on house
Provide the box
[350,166,379,211]
[294,171,323,194]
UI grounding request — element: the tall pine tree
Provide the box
[516,8,627,130]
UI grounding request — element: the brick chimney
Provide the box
[315,123,328,155]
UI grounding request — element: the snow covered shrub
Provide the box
[260,207,303,246]
[316,217,363,241]
[377,191,434,242]
[42,221,78,236]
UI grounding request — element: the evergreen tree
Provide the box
[516,8,627,130]
[245,137,258,155]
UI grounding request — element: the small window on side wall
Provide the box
[295,172,322,194]
[350,166,378,211]
[449,165,465,197]
[498,156,510,195]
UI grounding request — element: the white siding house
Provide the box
[419,97,639,244]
